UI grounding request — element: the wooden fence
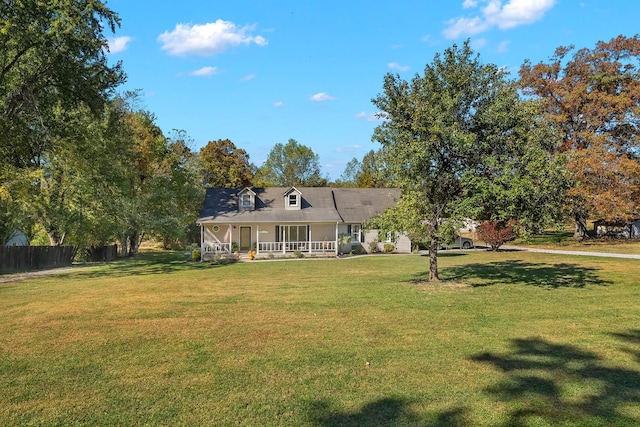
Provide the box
[0,246,77,274]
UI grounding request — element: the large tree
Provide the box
[370,41,563,281]
[0,0,124,169]
[255,138,327,187]
[337,150,387,188]
[199,139,253,188]
[519,35,640,237]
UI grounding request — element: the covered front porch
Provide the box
[199,222,355,259]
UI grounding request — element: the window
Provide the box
[288,194,298,207]
[241,194,252,208]
[212,225,220,232]
[351,224,363,243]
[281,225,308,242]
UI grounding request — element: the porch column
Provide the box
[335,223,339,255]
[308,224,311,253]
[200,224,204,261]
[282,226,286,254]
[256,226,260,255]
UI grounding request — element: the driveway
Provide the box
[501,246,640,260]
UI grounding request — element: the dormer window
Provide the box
[284,186,302,210]
[241,194,252,208]
[238,187,256,211]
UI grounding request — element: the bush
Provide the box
[351,244,367,255]
[293,250,303,258]
[368,241,380,253]
[191,249,201,262]
[476,220,516,251]
[383,243,395,253]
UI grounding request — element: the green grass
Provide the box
[510,228,640,255]
[1,251,639,426]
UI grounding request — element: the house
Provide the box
[593,218,640,239]
[196,187,411,260]
[5,230,29,246]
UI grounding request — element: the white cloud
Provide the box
[190,66,219,77]
[107,36,133,53]
[472,38,488,49]
[273,101,285,108]
[497,40,510,52]
[240,73,256,82]
[158,20,267,56]
[355,111,387,122]
[310,92,336,101]
[444,0,556,38]
[388,62,410,71]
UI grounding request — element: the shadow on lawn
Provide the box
[471,333,640,426]
[437,260,610,288]
[308,398,469,426]
[61,251,229,280]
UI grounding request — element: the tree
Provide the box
[199,139,253,188]
[336,150,387,187]
[476,220,516,251]
[255,139,327,187]
[0,0,124,169]
[519,35,640,238]
[370,41,560,281]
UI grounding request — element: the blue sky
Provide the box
[105,0,639,179]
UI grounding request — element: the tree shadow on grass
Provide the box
[308,398,470,426]
[471,334,640,426]
[437,260,611,288]
[59,251,233,280]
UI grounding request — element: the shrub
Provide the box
[351,244,367,255]
[293,250,303,258]
[191,249,201,262]
[476,220,516,251]
[368,241,380,253]
[383,243,395,253]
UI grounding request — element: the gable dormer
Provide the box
[284,186,302,210]
[238,187,256,211]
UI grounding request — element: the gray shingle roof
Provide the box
[197,187,400,224]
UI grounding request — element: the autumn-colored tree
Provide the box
[199,139,254,188]
[519,35,640,237]
[476,221,516,251]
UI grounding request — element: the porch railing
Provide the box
[203,242,231,254]
[258,241,336,253]
[203,241,337,254]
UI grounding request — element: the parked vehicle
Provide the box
[440,236,474,250]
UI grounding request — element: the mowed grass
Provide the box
[511,229,640,255]
[1,251,639,426]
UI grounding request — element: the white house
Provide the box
[196,187,411,260]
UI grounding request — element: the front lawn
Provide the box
[1,251,638,426]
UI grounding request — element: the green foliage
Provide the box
[293,250,303,258]
[336,150,386,187]
[191,249,201,262]
[370,40,564,280]
[255,139,327,186]
[0,0,124,169]
[383,243,395,253]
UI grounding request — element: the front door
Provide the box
[239,226,252,251]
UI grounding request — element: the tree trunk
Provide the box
[573,214,588,239]
[428,240,440,282]
[120,235,129,257]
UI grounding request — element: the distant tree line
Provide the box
[1,1,638,264]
